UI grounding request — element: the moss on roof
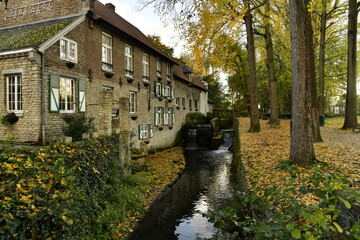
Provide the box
[0,17,76,51]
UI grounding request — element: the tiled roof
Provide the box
[93,0,176,63]
[173,64,208,91]
[0,16,78,52]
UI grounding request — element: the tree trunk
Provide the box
[342,0,358,129]
[318,0,327,115]
[244,0,260,132]
[305,0,323,143]
[264,1,279,125]
[289,0,316,166]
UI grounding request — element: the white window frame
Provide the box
[60,37,77,63]
[139,124,154,139]
[156,58,162,77]
[155,82,162,97]
[166,63,171,81]
[102,32,112,71]
[142,53,150,81]
[155,107,163,126]
[164,107,169,125]
[125,45,133,77]
[140,124,148,139]
[6,74,23,114]
[129,91,137,113]
[175,97,180,107]
[59,77,75,113]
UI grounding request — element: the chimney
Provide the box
[105,3,115,11]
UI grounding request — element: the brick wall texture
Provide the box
[0,0,208,150]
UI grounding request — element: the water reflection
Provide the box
[127,136,234,240]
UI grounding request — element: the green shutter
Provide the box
[138,124,144,139]
[149,124,154,138]
[172,108,175,124]
[78,80,86,112]
[49,74,60,112]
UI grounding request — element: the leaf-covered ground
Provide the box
[119,147,186,239]
[239,117,359,203]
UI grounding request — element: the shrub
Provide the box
[0,134,145,240]
[185,112,208,124]
[205,165,360,240]
[61,113,95,141]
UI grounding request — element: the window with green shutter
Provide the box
[49,74,60,112]
[78,80,86,112]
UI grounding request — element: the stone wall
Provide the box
[0,5,207,149]
[0,55,42,143]
[0,0,93,28]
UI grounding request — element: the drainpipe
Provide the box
[40,51,46,145]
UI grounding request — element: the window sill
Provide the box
[142,79,150,87]
[168,124,173,129]
[167,98,173,103]
[157,125,164,131]
[176,106,180,109]
[157,76,162,81]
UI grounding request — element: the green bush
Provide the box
[205,164,360,240]
[61,113,95,141]
[185,112,208,124]
[0,134,145,240]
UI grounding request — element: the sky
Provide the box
[98,0,186,58]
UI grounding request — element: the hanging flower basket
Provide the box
[1,112,19,126]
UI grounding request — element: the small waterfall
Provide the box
[218,131,233,151]
[186,128,198,149]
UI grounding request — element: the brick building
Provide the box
[0,0,208,150]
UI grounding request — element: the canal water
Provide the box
[127,131,235,240]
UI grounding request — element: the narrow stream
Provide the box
[127,131,235,240]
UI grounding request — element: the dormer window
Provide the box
[60,38,77,63]
[102,33,113,71]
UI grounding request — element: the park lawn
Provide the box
[239,117,359,204]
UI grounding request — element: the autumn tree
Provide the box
[315,0,345,115]
[289,0,316,166]
[342,0,359,129]
[254,0,279,125]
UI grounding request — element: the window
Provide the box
[154,107,163,126]
[166,63,171,81]
[156,58,162,77]
[139,124,154,139]
[6,74,22,113]
[182,98,186,108]
[60,38,77,63]
[129,91,137,113]
[168,107,174,124]
[102,33,112,71]
[164,107,169,125]
[195,99,198,110]
[175,97,180,107]
[163,107,175,125]
[189,99,192,110]
[59,77,75,113]
[125,45,133,78]
[155,82,162,97]
[142,53,149,82]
